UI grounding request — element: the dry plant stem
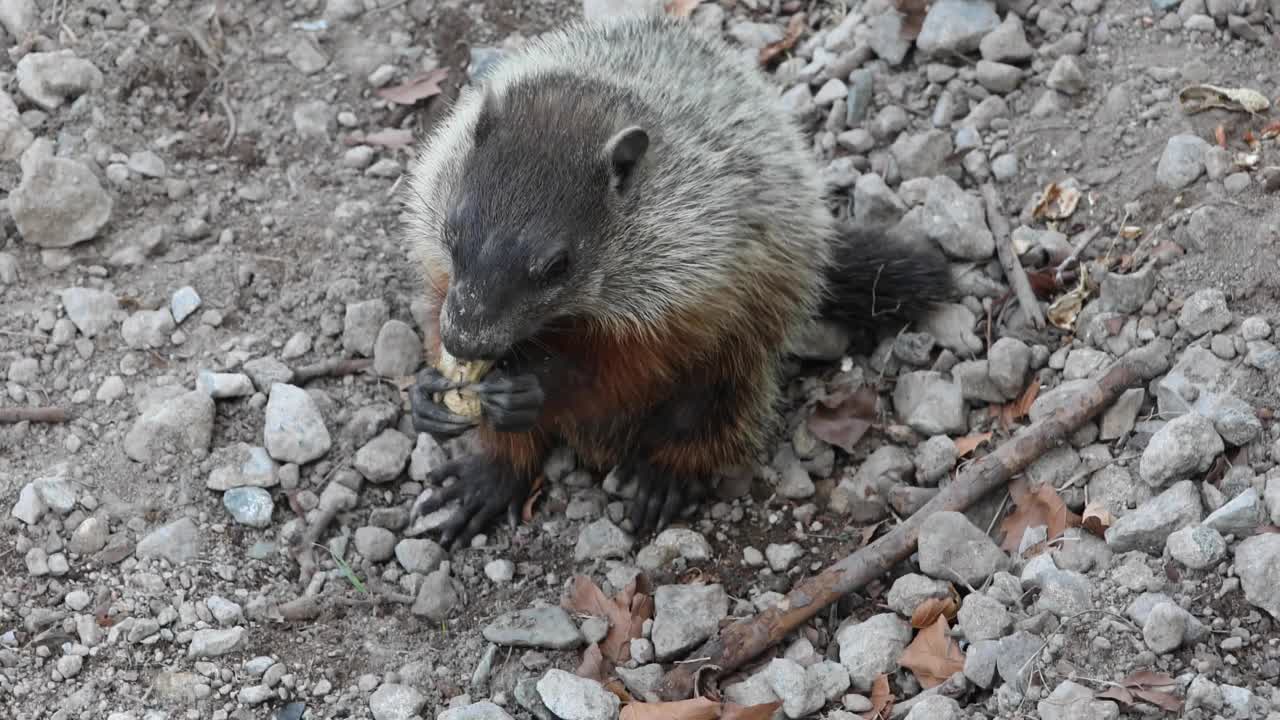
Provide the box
[1055,226,1102,285]
[982,183,1045,331]
[292,503,342,589]
[0,407,70,424]
[292,358,372,384]
[657,357,1153,701]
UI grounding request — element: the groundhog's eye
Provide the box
[535,252,570,283]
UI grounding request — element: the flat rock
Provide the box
[123,390,215,463]
[893,371,967,436]
[651,583,729,660]
[1234,533,1280,619]
[1178,288,1232,336]
[1138,412,1223,487]
[536,668,620,720]
[1105,481,1203,554]
[354,429,413,483]
[136,516,202,564]
[369,684,426,720]
[483,607,585,650]
[1167,525,1227,570]
[1203,488,1264,535]
[918,511,1008,586]
[222,487,273,528]
[438,701,515,720]
[996,630,1043,692]
[917,0,1000,55]
[15,50,103,110]
[1157,134,1210,189]
[9,140,112,248]
[574,518,634,561]
[207,443,278,491]
[373,320,422,377]
[836,613,912,691]
[1038,680,1120,720]
[61,287,118,338]
[187,627,246,658]
[263,383,332,464]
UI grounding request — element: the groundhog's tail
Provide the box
[819,222,954,339]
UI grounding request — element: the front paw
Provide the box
[622,461,692,535]
[409,367,478,440]
[473,370,545,433]
[410,456,531,548]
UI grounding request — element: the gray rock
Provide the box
[919,511,1008,586]
[1105,481,1203,554]
[1143,602,1206,654]
[60,287,118,338]
[0,90,31,161]
[124,390,215,463]
[15,50,103,110]
[637,528,713,570]
[890,130,953,180]
[223,487,274,528]
[1154,346,1260,445]
[905,697,962,720]
[837,613,913,692]
[1167,525,1227,569]
[615,664,664,703]
[1101,265,1157,314]
[121,309,176,348]
[195,371,254,399]
[343,299,389,357]
[1236,535,1280,619]
[954,360,1006,404]
[69,517,108,555]
[727,20,784,48]
[917,0,1000,55]
[1063,348,1111,381]
[412,567,459,620]
[1156,134,1210,189]
[886,574,952,616]
[170,286,201,323]
[976,60,1022,93]
[964,639,999,688]
[1139,413,1223,487]
[918,303,983,355]
[1178,288,1232,336]
[987,337,1031,399]
[723,672,780,707]
[853,173,907,226]
[354,526,397,562]
[207,443,277,491]
[867,12,912,65]
[996,630,1043,692]
[0,1,36,40]
[958,592,1012,642]
[1241,316,1272,341]
[831,445,913,518]
[846,69,874,126]
[765,658,825,718]
[485,558,515,584]
[292,99,333,139]
[187,627,246,658]
[136,516,202,564]
[484,607,585,650]
[1245,340,1280,374]
[1099,388,1144,440]
[373,320,422,378]
[914,435,956,486]
[536,668,620,720]
[9,140,113,248]
[1034,569,1094,617]
[651,583,729,660]
[980,13,1033,62]
[263,384,332,464]
[893,371,967,436]
[354,429,413,483]
[1045,56,1087,94]
[574,518,634,561]
[1038,680,1120,720]
[1203,488,1264,535]
[369,684,426,720]
[766,542,804,572]
[244,357,295,391]
[395,538,446,575]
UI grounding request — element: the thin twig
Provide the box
[0,407,70,424]
[982,183,1045,330]
[292,358,373,384]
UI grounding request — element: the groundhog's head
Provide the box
[435,76,650,362]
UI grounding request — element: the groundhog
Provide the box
[399,14,954,548]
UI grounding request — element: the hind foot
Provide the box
[410,456,533,549]
[619,460,704,536]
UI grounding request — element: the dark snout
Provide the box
[439,284,517,362]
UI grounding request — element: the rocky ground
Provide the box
[3,0,1280,718]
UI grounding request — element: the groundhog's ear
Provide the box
[473,86,502,145]
[604,125,648,192]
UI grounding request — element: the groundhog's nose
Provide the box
[440,284,508,362]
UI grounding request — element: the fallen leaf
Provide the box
[1046,274,1092,331]
[808,383,879,453]
[894,0,930,40]
[1178,83,1271,114]
[997,477,1082,556]
[1123,671,1178,688]
[1131,689,1186,712]
[898,616,965,689]
[862,674,894,720]
[360,128,415,149]
[576,642,610,684]
[621,697,721,720]
[1262,120,1280,139]
[1096,670,1183,713]
[376,67,449,105]
[952,431,993,458]
[990,379,1040,432]
[909,595,958,629]
[1118,225,1144,240]
[1024,269,1063,299]
[858,519,886,548]
[1080,502,1113,538]
[564,575,653,665]
[1031,182,1081,221]
[723,701,784,720]
[1215,124,1227,148]
[663,0,702,16]
[759,12,805,66]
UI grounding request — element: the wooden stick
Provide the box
[657,356,1157,700]
[0,407,70,424]
[292,358,372,384]
[982,183,1045,331]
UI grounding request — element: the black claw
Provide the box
[474,370,545,434]
[409,454,532,550]
[410,369,478,440]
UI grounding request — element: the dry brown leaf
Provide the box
[1081,501,1113,538]
[564,575,653,665]
[898,616,965,689]
[862,674,894,720]
[1031,182,1081,221]
[990,379,1040,431]
[858,519,886,548]
[1262,119,1280,139]
[376,67,449,105]
[894,0,930,40]
[1178,83,1271,114]
[722,701,783,720]
[1215,124,1228,148]
[576,642,609,683]
[808,383,879,453]
[759,12,805,65]
[909,595,958,629]
[521,474,545,523]
[997,478,1082,556]
[620,697,720,720]
[952,431,993,458]
[1047,279,1089,330]
[1024,268,1064,300]
[1096,671,1184,713]
[663,0,702,17]
[360,128,415,149]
